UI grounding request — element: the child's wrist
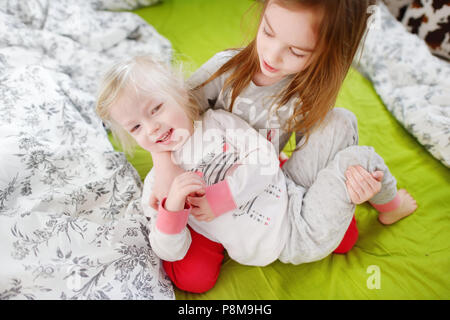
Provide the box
[156,198,190,235]
[164,195,185,212]
[205,180,237,217]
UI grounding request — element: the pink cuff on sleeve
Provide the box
[370,192,401,213]
[156,198,190,234]
[205,180,237,217]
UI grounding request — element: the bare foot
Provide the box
[378,189,417,225]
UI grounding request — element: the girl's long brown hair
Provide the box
[197,0,374,150]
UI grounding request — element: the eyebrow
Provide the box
[124,120,136,128]
[263,14,315,53]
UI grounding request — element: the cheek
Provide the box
[134,135,148,150]
[285,58,308,74]
[170,108,191,128]
[255,32,265,56]
[132,133,153,151]
[139,140,159,153]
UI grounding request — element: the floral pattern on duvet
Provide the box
[0,0,174,299]
[355,2,450,167]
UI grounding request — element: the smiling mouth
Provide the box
[263,60,278,73]
[156,128,173,143]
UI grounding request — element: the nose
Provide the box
[146,121,160,137]
[266,43,283,66]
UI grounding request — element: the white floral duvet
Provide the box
[0,0,174,299]
[355,3,450,168]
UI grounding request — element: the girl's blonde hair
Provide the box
[96,56,200,155]
[197,0,375,151]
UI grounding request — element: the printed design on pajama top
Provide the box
[187,136,275,226]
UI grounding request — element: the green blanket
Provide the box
[113,0,450,299]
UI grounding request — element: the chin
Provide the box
[265,71,279,78]
[263,70,284,82]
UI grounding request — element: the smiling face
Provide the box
[254,1,323,86]
[109,86,194,153]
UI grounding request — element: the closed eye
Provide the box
[130,124,140,133]
[151,103,163,115]
[290,48,305,58]
[263,28,273,37]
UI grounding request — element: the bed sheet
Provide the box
[130,0,450,299]
[0,0,174,300]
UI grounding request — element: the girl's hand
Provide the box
[187,193,215,222]
[149,192,159,210]
[345,165,384,205]
[164,172,206,212]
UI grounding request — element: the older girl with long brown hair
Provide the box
[188,0,417,254]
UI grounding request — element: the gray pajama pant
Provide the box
[279,108,397,265]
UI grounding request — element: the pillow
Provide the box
[354,2,450,168]
[401,0,450,60]
[383,0,413,20]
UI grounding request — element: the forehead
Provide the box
[263,2,322,49]
[109,86,157,123]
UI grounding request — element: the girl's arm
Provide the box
[206,143,280,217]
[187,50,237,113]
[141,169,191,261]
[150,151,185,203]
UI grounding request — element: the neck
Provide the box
[152,151,184,175]
[150,150,185,201]
[252,71,284,87]
[151,151,173,169]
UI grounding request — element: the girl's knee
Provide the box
[163,260,220,293]
[337,145,387,174]
[324,108,358,146]
[164,227,224,293]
